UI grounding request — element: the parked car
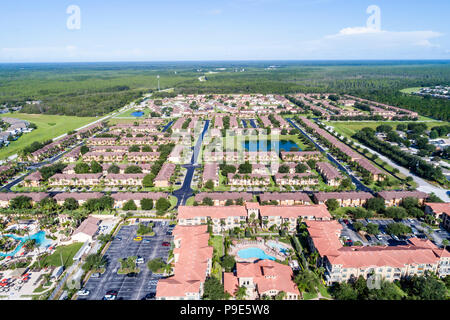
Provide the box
[91,273,101,278]
[162,242,170,247]
[103,290,118,300]
[136,257,145,264]
[142,293,156,300]
[77,289,90,296]
[134,236,143,242]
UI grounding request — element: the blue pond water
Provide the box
[0,231,52,257]
[243,140,301,152]
[131,111,144,117]
[237,248,276,260]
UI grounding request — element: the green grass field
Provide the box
[114,108,150,118]
[0,113,97,159]
[400,87,423,94]
[325,121,446,139]
[37,242,83,268]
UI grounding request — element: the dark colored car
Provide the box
[106,290,118,296]
[127,273,138,278]
[162,242,170,247]
[142,293,156,300]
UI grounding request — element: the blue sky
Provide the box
[0,0,449,62]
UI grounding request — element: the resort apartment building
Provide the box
[178,206,249,234]
[103,174,146,186]
[228,173,272,187]
[280,151,321,162]
[177,203,331,234]
[424,203,450,231]
[111,192,168,209]
[154,163,176,188]
[305,220,450,285]
[48,173,103,186]
[156,225,213,300]
[259,192,311,205]
[354,158,385,181]
[86,137,117,146]
[0,192,49,208]
[194,192,253,206]
[377,190,429,207]
[53,192,103,206]
[202,163,220,187]
[315,162,343,186]
[257,204,332,233]
[313,191,374,207]
[127,152,160,162]
[224,260,300,300]
[82,152,125,163]
[119,137,157,146]
[274,173,318,187]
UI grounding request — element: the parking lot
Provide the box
[339,218,450,248]
[78,220,173,300]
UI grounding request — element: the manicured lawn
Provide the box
[209,235,224,258]
[37,242,83,268]
[0,113,97,159]
[399,87,423,94]
[114,108,150,118]
[325,121,446,140]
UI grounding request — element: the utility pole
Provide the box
[157,75,160,92]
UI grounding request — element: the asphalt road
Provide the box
[173,120,210,207]
[79,221,172,300]
[287,118,373,194]
[325,125,450,203]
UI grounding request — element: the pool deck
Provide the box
[230,240,291,262]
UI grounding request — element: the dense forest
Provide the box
[0,61,449,120]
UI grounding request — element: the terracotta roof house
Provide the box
[103,174,146,186]
[258,204,331,232]
[23,171,43,187]
[202,163,219,187]
[0,192,49,208]
[280,151,321,162]
[424,202,450,231]
[111,192,168,208]
[305,220,450,284]
[313,191,374,207]
[154,163,176,187]
[54,192,103,205]
[48,173,103,186]
[259,192,311,205]
[315,162,343,186]
[178,205,249,233]
[72,216,100,243]
[274,173,318,187]
[156,225,213,300]
[194,192,253,206]
[224,260,299,300]
[127,152,160,163]
[377,190,429,207]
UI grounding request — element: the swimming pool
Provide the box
[266,241,289,254]
[0,231,52,258]
[237,247,276,260]
[131,111,144,117]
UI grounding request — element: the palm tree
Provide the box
[235,286,247,300]
[294,269,320,299]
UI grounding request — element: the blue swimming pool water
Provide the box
[0,231,52,257]
[243,140,301,152]
[131,111,144,117]
[237,248,276,260]
[267,241,289,254]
